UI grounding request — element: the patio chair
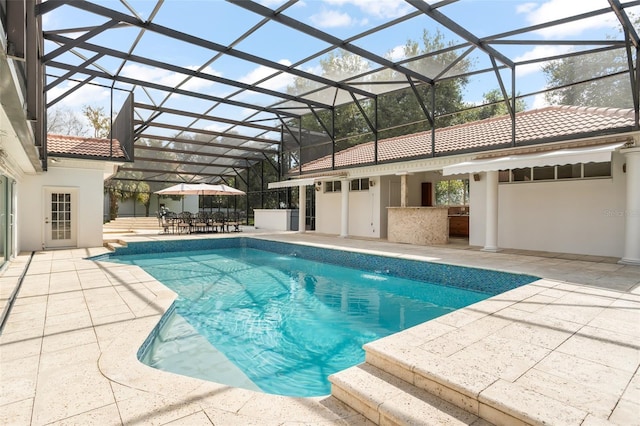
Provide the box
[193,211,210,233]
[210,211,225,232]
[226,212,242,232]
[160,211,177,234]
[176,211,192,234]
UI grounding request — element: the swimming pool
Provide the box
[99,238,538,397]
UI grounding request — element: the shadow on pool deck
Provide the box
[0,230,638,425]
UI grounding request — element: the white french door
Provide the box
[44,188,77,249]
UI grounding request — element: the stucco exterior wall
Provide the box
[469,152,627,257]
[315,179,382,238]
[315,189,342,235]
[18,163,106,252]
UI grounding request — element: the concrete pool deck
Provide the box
[0,229,638,425]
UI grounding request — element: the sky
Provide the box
[42,0,637,138]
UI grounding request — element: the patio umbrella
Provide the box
[155,183,245,211]
[154,183,234,195]
[207,184,245,195]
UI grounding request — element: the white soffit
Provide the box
[268,177,318,189]
[268,172,348,189]
[442,143,624,176]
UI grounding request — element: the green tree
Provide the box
[286,29,474,165]
[82,105,111,137]
[377,29,472,136]
[542,17,638,108]
[458,88,527,122]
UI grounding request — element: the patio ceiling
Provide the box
[36,0,640,188]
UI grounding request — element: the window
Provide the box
[350,178,369,191]
[435,179,469,206]
[324,181,341,193]
[533,166,555,181]
[512,168,531,181]
[557,164,581,179]
[584,162,611,178]
[499,162,611,183]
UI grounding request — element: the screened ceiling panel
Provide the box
[38,0,639,184]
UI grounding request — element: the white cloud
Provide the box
[323,0,410,19]
[239,59,295,92]
[120,64,220,93]
[310,9,355,28]
[204,123,228,133]
[531,93,550,109]
[518,0,617,38]
[514,45,572,76]
[258,0,290,8]
[516,3,537,14]
[47,81,111,109]
[387,45,406,62]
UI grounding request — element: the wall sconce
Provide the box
[473,173,481,181]
[315,182,322,191]
[369,180,376,187]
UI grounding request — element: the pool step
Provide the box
[335,336,591,426]
[103,239,127,251]
[329,363,481,425]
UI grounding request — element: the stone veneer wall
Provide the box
[387,207,449,245]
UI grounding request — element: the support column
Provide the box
[298,184,306,233]
[620,147,640,265]
[340,179,349,237]
[483,170,500,252]
[400,174,408,207]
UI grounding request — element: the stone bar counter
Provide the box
[387,207,449,245]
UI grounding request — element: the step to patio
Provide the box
[103,217,163,232]
[329,363,480,425]
[353,338,596,426]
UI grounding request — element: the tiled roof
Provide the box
[300,106,636,172]
[47,134,127,160]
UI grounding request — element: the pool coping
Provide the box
[1,231,639,425]
[94,234,639,425]
[110,237,536,399]
[92,253,365,424]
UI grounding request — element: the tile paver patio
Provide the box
[0,230,638,425]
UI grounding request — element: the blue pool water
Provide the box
[99,238,537,397]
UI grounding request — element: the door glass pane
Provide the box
[51,192,72,240]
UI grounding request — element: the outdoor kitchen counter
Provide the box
[387,206,449,245]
